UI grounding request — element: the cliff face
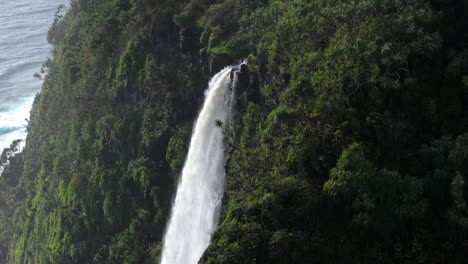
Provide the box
[1,0,210,263]
[1,0,468,263]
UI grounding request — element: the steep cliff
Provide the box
[1,0,468,263]
[1,0,208,262]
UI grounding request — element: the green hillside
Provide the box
[1,0,468,263]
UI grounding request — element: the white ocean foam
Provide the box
[0,97,33,151]
[0,0,68,153]
[0,97,32,127]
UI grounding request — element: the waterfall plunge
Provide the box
[160,65,239,264]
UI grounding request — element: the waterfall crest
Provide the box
[160,65,239,264]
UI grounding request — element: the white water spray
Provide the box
[160,65,239,264]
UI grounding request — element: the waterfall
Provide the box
[160,64,240,264]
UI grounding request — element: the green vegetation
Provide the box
[1,0,205,263]
[1,0,468,263]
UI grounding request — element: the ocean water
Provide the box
[0,0,67,152]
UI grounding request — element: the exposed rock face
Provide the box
[180,22,262,106]
[0,246,6,264]
[234,64,261,108]
[207,55,231,75]
[238,64,249,87]
[179,28,199,54]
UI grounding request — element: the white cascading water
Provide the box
[160,65,239,264]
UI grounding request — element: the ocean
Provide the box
[0,0,67,152]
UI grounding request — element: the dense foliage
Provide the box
[1,0,468,263]
[1,0,206,263]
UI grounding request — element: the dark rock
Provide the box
[202,65,210,75]
[238,91,248,107]
[234,65,261,107]
[247,71,261,103]
[240,63,248,73]
[108,138,121,155]
[230,69,235,84]
[124,90,138,104]
[282,73,291,86]
[236,64,250,93]
[179,28,199,53]
[208,55,231,74]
